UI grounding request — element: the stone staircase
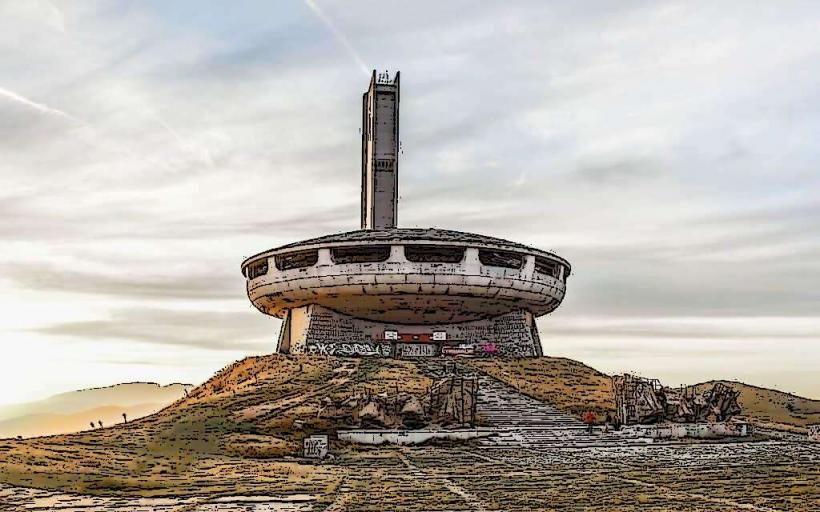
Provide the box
[414,359,629,448]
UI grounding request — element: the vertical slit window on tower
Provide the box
[274,250,319,271]
[534,257,559,278]
[404,245,465,263]
[331,245,391,264]
[478,249,524,269]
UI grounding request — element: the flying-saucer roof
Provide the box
[242,228,570,270]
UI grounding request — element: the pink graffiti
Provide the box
[479,343,498,353]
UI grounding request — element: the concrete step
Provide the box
[411,359,628,448]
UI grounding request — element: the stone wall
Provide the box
[281,304,541,357]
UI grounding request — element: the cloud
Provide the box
[0,263,241,300]
[302,0,369,76]
[573,159,660,184]
[0,86,76,121]
[541,316,820,341]
[35,308,275,351]
[1,0,820,401]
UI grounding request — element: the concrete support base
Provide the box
[618,422,754,440]
[276,304,542,357]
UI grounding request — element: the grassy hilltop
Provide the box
[0,354,816,499]
[0,355,429,496]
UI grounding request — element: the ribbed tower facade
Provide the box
[361,70,400,230]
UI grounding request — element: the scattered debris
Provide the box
[318,369,478,430]
[427,375,478,427]
[612,374,666,425]
[613,374,742,426]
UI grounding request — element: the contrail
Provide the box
[303,0,370,76]
[0,85,211,167]
[0,86,77,121]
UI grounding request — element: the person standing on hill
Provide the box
[583,411,596,435]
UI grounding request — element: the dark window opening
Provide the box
[374,159,395,171]
[478,249,524,269]
[535,257,559,278]
[404,245,465,263]
[247,259,268,279]
[275,250,318,271]
[331,245,390,264]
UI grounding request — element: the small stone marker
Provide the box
[303,435,329,459]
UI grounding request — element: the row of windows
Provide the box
[245,246,567,277]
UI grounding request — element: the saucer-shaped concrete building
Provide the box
[242,71,570,357]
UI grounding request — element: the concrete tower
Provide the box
[243,71,571,358]
[361,70,400,230]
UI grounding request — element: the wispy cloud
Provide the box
[35,308,274,351]
[0,263,240,300]
[0,86,76,121]
[303,0,369,76]
[1,0,819,401]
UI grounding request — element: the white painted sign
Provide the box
[432,331,447,341]
[303,435,329,459]
[384,330,399,340]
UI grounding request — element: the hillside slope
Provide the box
[463,357,616,418]
[0,403,172,440]
[0,383,192,439]
[0,354,815,498]
[466,359,820,431]
[0,355,431,497]
[694,380,820,432]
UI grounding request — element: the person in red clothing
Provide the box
[582,410,596,435]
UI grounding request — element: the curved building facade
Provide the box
[242,72,570,357]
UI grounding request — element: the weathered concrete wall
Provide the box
[620,422,754,440]
[361,71,399,230]
[248,245,566,324]
[283,304,541,357]
[338,428,491,445]
[809,424,820,442]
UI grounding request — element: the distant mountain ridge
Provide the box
[0,382,192,439]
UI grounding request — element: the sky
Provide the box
[1,0,819,405]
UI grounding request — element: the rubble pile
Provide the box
[318,375,478,429]
[613,374,741,426]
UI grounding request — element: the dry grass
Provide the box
[0,354,436,497]
[695,380,820,433]
[463,357,616,419]
[0,354,816,502]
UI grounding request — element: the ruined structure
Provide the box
[612,374,666,425]
[318,376,477,429]
[242,71,570,357]
[613,374,742,426]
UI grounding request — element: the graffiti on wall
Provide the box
[307,341,392,357]
[397,343,438,357]
[303,435,329,459]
